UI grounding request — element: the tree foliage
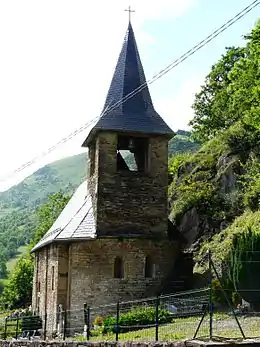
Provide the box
[227,228,260,308]
[190,20,260,142]
[0,192,70,309]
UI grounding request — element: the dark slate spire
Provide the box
[83,22,174,146]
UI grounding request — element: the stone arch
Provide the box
[114,256,124,278]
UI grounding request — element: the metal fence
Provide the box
[2,250,260,341]
[0,289,210,341]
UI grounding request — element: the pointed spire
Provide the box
[83,21,174,146]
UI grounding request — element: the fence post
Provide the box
[155,295,160,342]
[15,317,19,339]
[83,303,87,338]
[43,313,47,340]
[87,306,91,340]
[3,318,7,340]
[63,309,67,340]
[208,250,213,340]
[115,301,120,342]
[211,256,246,339]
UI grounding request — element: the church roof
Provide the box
[83,22,174,146]
[31,181,96,252]
[31,182,181,252]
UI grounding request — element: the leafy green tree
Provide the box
[0,192,70,309]
[33,191,70,245]
[0,252,7,279]
[190,21,260,142]
[190,46,245,141]
[1,256,33,308]
[228,20,260,131]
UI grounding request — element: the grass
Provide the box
[74,314,260,342]
[6,245,28,274]
[0,312,259,341]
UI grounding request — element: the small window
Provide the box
[37,281,41,293]
[51,266,55,290]
[145,256,155,278]
[114,256,124,279]
[117,135,149,172]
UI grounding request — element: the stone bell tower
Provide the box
[82,21,174,237]
[31,20,182,334]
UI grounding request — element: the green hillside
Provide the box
[168,21,260,306]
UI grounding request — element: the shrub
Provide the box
[103,306,172,334]
[227,228,260,309]
[93,316,104,327]
[212,278,233,306]
[244,176,260,211]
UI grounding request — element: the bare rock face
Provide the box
[216,154,243,194]
[178,207,200,247]
[174,153,243,252]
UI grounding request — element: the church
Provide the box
[31,19,190,333]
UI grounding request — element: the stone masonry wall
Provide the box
[32,245,60,333]
[91,132,169,236]
[1,341,259,347]
[0,341,190,347]
[69,238,178,313]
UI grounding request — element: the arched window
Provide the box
[114,256,124,278]
[145,256,155,278]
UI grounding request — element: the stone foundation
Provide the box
[0,339,260,347]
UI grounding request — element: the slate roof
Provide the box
[31,181,96,252]
[83,22,174,146]
[32,181,181,251]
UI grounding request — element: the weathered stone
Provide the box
[1,340,260,347]
[88,133,169,237]
[32,26,179,337]
[32,132,179,334]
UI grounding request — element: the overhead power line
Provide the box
[1,0,259,184]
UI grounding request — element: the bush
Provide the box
[93,316,104,327]
[244,176,260,211]
[103,306,172,334]
[227,228,260,309]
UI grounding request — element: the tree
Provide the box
[190,46,246,142]
[190,21,260,142]
[1,256,33,308]
[33,191,70,245]
[228,20,260,132]
[0,191,70,309]
[0,252,7,279]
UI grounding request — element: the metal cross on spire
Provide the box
[124,5,135,22]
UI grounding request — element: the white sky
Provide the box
[0,0,258,191]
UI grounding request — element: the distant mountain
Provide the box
[0,153,87,214]
[0,130,199,277]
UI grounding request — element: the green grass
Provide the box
[6,245,28,274]
[74,313,260,342]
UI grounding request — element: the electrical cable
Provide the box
[1,0,259,183]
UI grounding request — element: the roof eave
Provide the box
[31,235,97,253]
[82,128,175,147]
